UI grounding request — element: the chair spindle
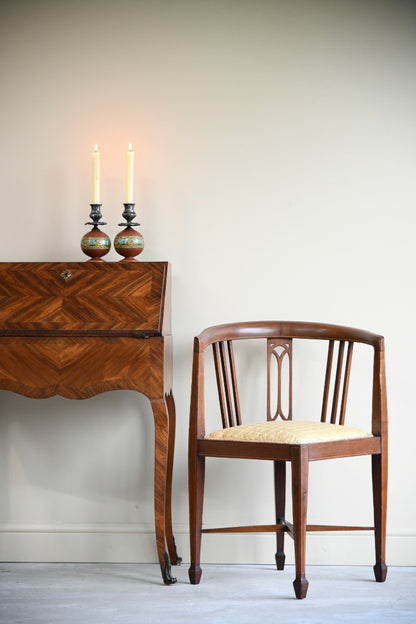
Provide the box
[339,342,354,425]
[321,340,335,423]
[330,341,345,424]
[213,340,241,428]
[321,340,354,425]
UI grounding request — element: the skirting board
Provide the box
[0,524,414,566]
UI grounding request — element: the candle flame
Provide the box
[94,144,98,152]
[128,143,133,151]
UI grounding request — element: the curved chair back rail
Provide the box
[195,320,384,349]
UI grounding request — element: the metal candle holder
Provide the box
[114,203,145,261]
[80,204,111,261]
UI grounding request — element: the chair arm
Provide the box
[189,338,206,439]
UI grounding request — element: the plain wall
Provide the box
[0,0,415,566]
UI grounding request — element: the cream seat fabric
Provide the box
[205,420,372,445]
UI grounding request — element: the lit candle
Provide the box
[92,144,100,204]
[125,143,134,203]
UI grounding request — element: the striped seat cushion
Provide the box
[205,420,372,444]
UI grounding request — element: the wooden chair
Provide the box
[188,321,388,599]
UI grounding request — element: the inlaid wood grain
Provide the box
[0,337,166,399]
[0,262,168,334]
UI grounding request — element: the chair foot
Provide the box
[374,562,387,582]
[189,565,202,584]
[293,575,309,599]
[275,551,285,571]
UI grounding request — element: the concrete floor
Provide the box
[0,563,414,624]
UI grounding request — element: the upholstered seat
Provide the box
[205,420,372,444]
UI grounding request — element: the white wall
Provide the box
[0,0,415,566]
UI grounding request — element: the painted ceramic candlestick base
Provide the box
[114,203,145,261]
[81,204,111,261]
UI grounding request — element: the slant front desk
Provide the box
[0,261,180,584]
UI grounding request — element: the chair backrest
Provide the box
[191,321,386,435]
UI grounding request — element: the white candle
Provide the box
[92,144,100,204]
[125,143,134,203]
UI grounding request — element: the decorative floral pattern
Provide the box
[114,234,144,249]
[81,237,111,249]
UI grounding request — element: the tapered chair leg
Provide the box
[189,454,205,585]
[372,452,388,582]
[274,460,286,570]
[291,446,309,599]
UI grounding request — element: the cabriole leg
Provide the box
[151,397,177,585]
[164,391,182,566]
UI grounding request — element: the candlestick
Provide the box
[125,143,134,203]
[92,144,100,204]
[81,203,111,261]
[114,203,144,261]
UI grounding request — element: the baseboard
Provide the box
[0,523,158,563]
[0,524,414,566]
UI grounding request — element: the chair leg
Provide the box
[188,454,205,585]
[372,452,388,582]
[291,446,309,599]
[274,460,286,570]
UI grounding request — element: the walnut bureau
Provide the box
[0,261,180,584]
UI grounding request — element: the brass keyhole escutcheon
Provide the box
[60,270,72,281]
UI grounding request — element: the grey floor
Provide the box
[0,563,414,624]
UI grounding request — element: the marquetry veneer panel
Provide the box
[0,262,168,335]
[0,336,167,399]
